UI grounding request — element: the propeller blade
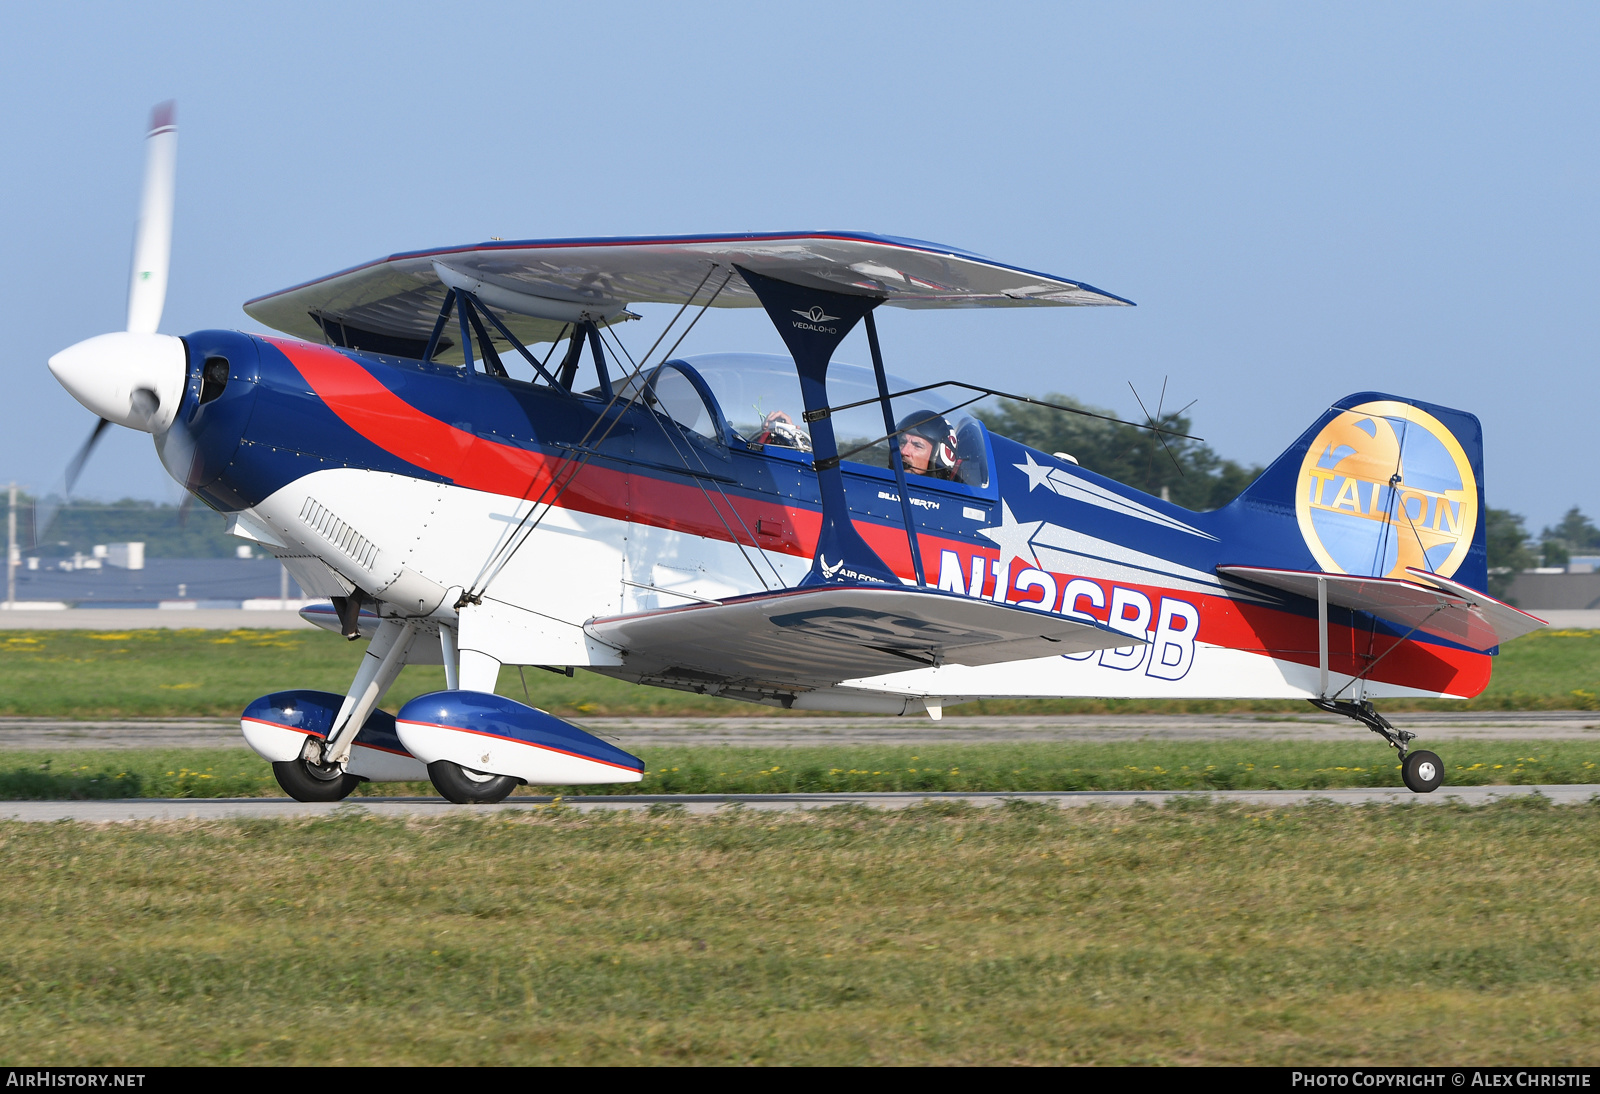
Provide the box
[32,418,111,542]
[65,417,113,496]
[126,101,176,335]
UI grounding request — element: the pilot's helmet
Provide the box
[895,411,958,476]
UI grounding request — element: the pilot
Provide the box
[895,412,959,480]
[753,409,812,452]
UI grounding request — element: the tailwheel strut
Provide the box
[1309,698,1415,758]
[1310,698,1443,794]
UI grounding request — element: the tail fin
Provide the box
[1230,392,1487,592]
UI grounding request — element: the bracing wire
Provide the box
[464,266,724,592]
[833,390,993,464]
[464,268,735,601]
[825,381,1203,442]
[596,320,786,587]
[596,322,783,591]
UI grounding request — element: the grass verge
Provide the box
[2,801,1599,1064]
[5,739,1600,799]
[2,626,1599,718]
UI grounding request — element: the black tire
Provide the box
[272,759,362,802]
[1401,749,1445,794]
[428,760,519,804]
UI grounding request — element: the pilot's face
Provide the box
[900,433,934,474]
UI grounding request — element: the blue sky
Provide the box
[3,2,1595,532]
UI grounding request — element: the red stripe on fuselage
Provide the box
[269,337,819,551]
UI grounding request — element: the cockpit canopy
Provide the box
[655,353,989,488]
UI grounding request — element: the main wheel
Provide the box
[272,758,362,802]
[1401,749,1445,794]
[428,760,519,804]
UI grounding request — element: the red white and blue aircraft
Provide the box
[46,105,1545,802]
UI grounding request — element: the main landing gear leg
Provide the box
[270,618,416,802]
[1309,698,1444,794]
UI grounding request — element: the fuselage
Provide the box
[157,329,1492,707]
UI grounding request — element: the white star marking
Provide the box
[1014,452,1055,493]
[978,500,1044,578]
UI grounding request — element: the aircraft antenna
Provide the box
[1127,380,1185,478]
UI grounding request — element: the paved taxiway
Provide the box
[7,710,1593,821]
[0,609,316,630]
[4,784,1597,822]
[3,709,1597,751]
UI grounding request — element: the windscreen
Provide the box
[680,352,989,487]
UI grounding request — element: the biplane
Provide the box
[46,105,1545,802]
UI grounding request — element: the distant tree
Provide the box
[12,493,238,559]
[976,394,1262,511]
[1540,506,1600,568]
[1485,508,1536,600]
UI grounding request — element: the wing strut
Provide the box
[737,266,900,587]
[419,287,573,389]
[467,294,563,387]
[547,321,614,397]
[423,286,508,379]
[1317,573,1329,697]
[458,296,509,378]
[421,289,456,364]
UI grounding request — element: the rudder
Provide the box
[1229,392,1487,592]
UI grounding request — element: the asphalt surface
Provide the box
[3,709,1597,752]
[0,609,315,630]
[3,783,1596,822]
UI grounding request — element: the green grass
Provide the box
[5,739,1600,799]
[2,626,1599,719]
[3,801,1600,1064]
[0,628,729,718]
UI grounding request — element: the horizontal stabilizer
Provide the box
[586,585,1141,693]
[1217,565,1545,652]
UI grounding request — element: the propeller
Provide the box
[40,102,187,538]
[127,101,176,336]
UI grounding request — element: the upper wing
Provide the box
[585,584,1141,695]
[243,230,1132,350]
[1217,565,1545,651]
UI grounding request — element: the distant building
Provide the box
[1504,570,1600,611]
[106,542,145,570]
[8,556,303,609]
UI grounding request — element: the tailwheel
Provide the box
[1401,749,1445,794]
[1311,698,1441,793]
[428,760,519,804]
[271,758,362,802]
